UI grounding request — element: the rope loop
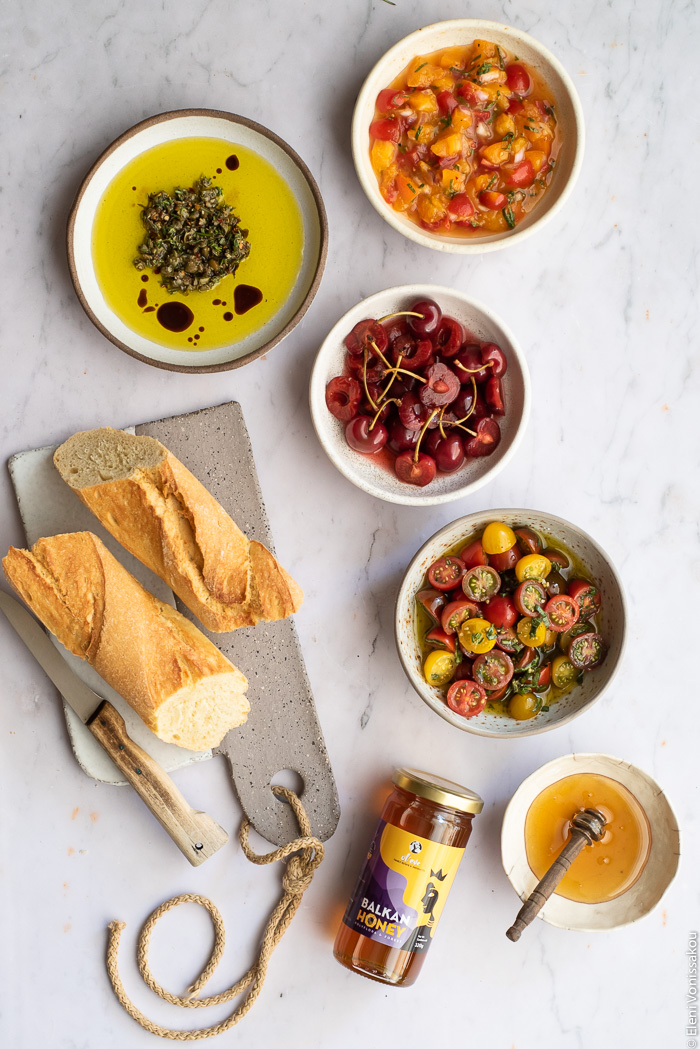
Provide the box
[105,789,324,1040]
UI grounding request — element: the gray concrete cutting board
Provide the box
[8,402,339,845]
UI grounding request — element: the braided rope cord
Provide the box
[105,786,324,1040]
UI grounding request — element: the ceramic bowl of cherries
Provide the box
[309,284,530,505]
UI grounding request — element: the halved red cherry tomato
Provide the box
[426,626,456,652]
[485,681,514,704]
[427,555,466,591]
[496,626,523,654]
[515,646,539,670]
[460,539,488,567]
[506,63,531,95]
[446,679,487,718]
[568,632,607,669]
[473,651,514,690]
[507,160,535,188]
[483,595,518,629]
[514,527,542,555]
[514,580,547,617]
[532,663,552,692]
[543,547,570,570]
[479,190,507,210]
[545,595,580,632]
[489,544,519,572]
[441,600,480,635]
[545,570,567,597]
[416,588,447,623]
[567,580,602,620]
[463,565,501,602]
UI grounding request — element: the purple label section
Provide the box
[342,821,419,950]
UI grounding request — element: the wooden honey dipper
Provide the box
[506,808,606,942]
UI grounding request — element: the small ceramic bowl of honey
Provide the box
[501,753,680,932]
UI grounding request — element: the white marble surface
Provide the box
[1,2,698,1046]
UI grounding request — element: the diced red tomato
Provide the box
[436,90,458,115]
[479,190,507,210]
[448,193,475,221]
[507,160,536,188]
[370,118,401,143]
[507,97,524,114]
[376,88,409,111]
[506,63,531,95]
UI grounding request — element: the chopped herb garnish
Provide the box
[414,125,423,139]
[503,205,516,229]
[486,174,498,190]
[414,62,428,72]
[476,61,492,76]
[502,131,514,144]
[134,177,250,294]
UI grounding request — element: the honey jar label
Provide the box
[342,820,464,953]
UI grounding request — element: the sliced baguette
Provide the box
[3,532,249,751]
[53,428,303,632]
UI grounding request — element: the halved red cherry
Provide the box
[325,376,362,422]
[432,316,464,358]
[345,416,388,454]
[481,343,508,377]
[463,564,501,602]
[346,349,385,382]
[446,679,487,718]
[567,580,602,620]
[416,588,447,623]
[344,318,388,357]
[545,595,580,632]
[395,451,437,487]
[441,599,480,635]
[427,555,467,591]
[483,594,518,629]
[408,299,442,337]
[419,363,460,407]
[392,336,434,371]
[485,376,505,415]
[514,579,547,617]
[473,650,514,690]
[465,417,501,457]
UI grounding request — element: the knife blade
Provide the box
[0,588,229,865]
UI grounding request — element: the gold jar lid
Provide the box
[393,768,484,815]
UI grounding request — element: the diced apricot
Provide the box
[406,62,444,89]
[473,173,495,194]
[410,123,435,145]
[416,193,447,224]
[371,139,397,173]
[511,136,529,159]
[409,90,439,114]
[480,141,511,167]
[441,168,466,194]
[395,173,422,205]
[438,47,470,70]
[494,113,516,138]
[471,39,500,62]
[524,149,548,173]
[482,210,508,233]
[431,131,463,158]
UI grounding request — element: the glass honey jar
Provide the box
[334,768,483,986]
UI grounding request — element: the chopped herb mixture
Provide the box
[133,177,250,294]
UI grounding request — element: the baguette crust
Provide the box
[53,429,303,632]
[3,533,249,751]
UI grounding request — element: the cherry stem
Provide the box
[438,406,448,440]
[369,339,392,371]
[453,378,478,425]
[452,420,478,437]
[394,365,427,383]
[362,348,378,411]
[414,408,438,463]
[369,398,400,431]
[380,354,403,400]
[455,359,494,376]
[378,310,424,323]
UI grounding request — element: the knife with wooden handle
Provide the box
[0,588,228,866]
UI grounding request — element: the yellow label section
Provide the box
[343,820,464,953]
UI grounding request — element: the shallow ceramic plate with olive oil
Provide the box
[68,110,328,372]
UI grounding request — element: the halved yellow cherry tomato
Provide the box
[423,650,458,687]
[509,690,542,720]
[515,553,552,582]
[482,521,517,555]
[551,655,579,691]
[516,618,547,648]
[458,617,497,655]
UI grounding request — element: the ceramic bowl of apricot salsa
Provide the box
[395,510,626,738]
[352,19,584,252]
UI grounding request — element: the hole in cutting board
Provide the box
[270,768,304,800]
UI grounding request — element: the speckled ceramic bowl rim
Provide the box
[351,19,585,254]
[309,285,531,506]
[501,752,681,931]
[66,109,328,373]
[394,508,627,737]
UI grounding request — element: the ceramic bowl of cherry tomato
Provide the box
[351,19,584,253]
[395,509,626,737]
[309,285,529,506]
